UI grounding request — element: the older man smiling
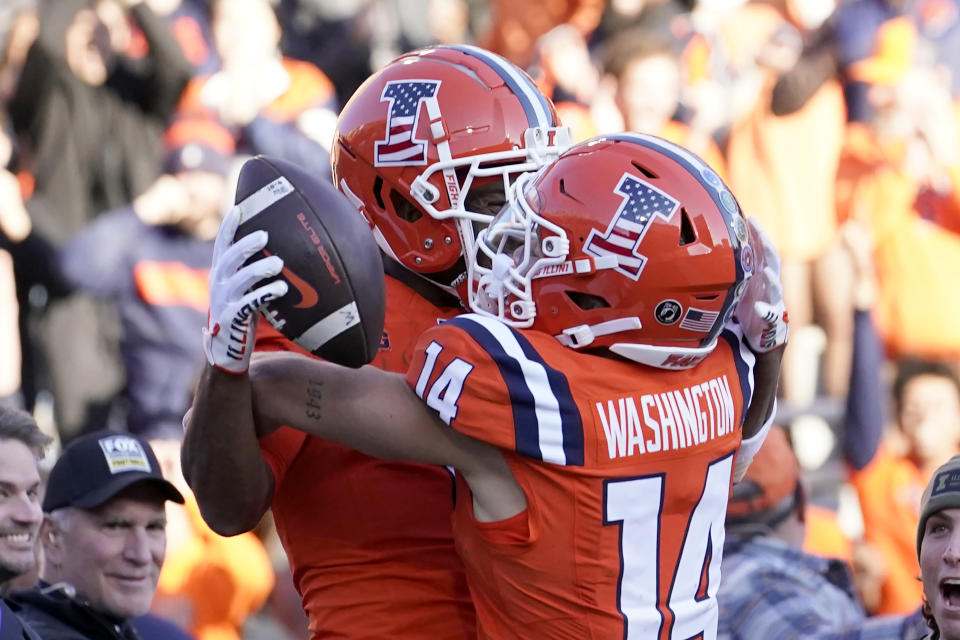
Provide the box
[10,430,183,640]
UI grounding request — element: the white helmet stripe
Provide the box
[449,44,553,129]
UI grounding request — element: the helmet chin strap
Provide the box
[554,317,643,348]
[555,320,718,370]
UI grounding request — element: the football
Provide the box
[233,155,386,368]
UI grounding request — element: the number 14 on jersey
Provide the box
[604,455,733,640]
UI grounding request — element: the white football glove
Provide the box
[203,206,288,374]
[736,218,789,353]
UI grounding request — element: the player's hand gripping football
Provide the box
[736,218,789,353]
[203,206,288,374]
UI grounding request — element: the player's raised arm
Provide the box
[733,218,789,479]
[182,206,288,536]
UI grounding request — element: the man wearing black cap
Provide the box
[8,430,184,640]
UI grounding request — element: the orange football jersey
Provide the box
[406,313,758,639]
[257,274,476,639]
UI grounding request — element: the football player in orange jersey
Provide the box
[236,133,787,639]
[181,46,572,639]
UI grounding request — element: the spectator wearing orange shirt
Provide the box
[836,17,960,363]
[723,0,850,407]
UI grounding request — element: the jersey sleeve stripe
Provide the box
[719,320,756,429]
[512,325,584,466]
[446,315,584,466]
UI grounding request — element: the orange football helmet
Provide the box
[332,45,571,298]
[468,133,754,369]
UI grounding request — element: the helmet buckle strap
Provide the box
[555,317,642,348]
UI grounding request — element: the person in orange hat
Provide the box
[717,426,928,639]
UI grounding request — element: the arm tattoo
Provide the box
[305,379,323,421]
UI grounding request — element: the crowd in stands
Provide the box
[1,0,959,637]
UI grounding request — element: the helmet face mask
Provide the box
[466,133,754,370]
[332,45,572,300]
[470,172,570,325]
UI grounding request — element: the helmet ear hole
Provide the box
[679,208,696,246]
[566,290,610,310]
[631,161,658,179]
[373,176,386,209]
[389,189,423,222]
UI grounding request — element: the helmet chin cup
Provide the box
[608,340,717,370]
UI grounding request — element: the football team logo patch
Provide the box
[98,435,151,475]
[933,468,960,496]
[655,299,682,325]
[741,243,754,274]
[375,80,441,166]
[733,216,748,244]
[584,173,679,281]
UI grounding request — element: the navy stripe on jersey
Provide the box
[719,320,755,430]
[445,314,584,466]
[514,329,584,466]
[448,45,555,129]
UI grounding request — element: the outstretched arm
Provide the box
[248,352,526,523]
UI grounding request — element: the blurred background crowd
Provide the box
[1,0,959,637]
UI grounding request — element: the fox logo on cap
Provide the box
[98,435,151,474]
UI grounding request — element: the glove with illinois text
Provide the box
[736,217,789,353]
[203,206,288,373]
